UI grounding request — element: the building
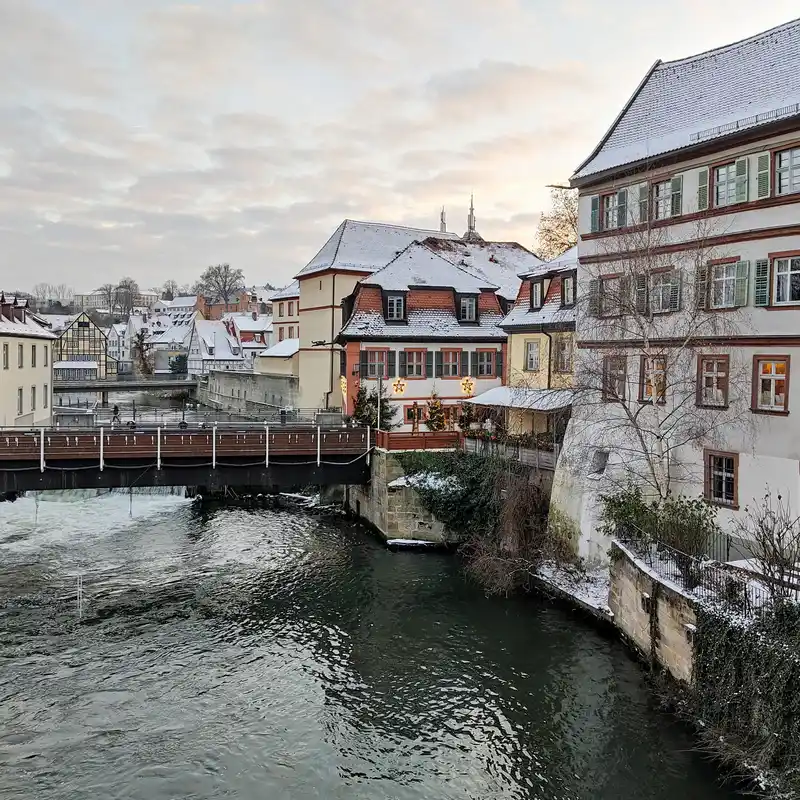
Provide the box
[222,312,272,365]
[246,286,274,316]
[37,314,75,335]
[105,323,129,372]
[151,295,201,323]
[552,18,800,562]
[0,293,55,427]
[55,312,117,378]
[199,290,250,320]
[469,246,577,437]
[338,241,510,429]
[187,319,248,376]
[254,338,299,377]
[148,322,194,374]
[74,289,158,312]
[270,281,300,343]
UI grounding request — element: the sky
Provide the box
[1,0,798,293]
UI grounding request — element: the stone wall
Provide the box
[346,449,450,543]
[198,370,299,414]
[608,542,696,683]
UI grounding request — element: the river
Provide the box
[0,492,736,800]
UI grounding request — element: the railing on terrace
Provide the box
[375,430,461,451]
[462,436,561,471]
[53,373,194,383]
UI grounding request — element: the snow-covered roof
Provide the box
[340,310,506,341]
[519,245,578,279]
[296,219,459,278]
[54,360,99,370]
[149,323,193,347]
[223,312,271,332]
[364,242,495,293]
[423,237,539,300]
[573,18,800,181]
[170,295,197,308]
[37,313,75,333]
[464,386,573,411]
[269,280,300,301]
[258,338,300,358]
[192,320,243,361]
[248,286,275,304]
[0,296,57,339]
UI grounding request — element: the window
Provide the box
[278,327,284,341]
[711,262,741,308]
[531,281,543,309]
[653,180,672,220]
[561,274,575,307]
[17,387,23,416]
[697,356,729,407]
[288,326,294,338]
[278,303,285,317]
[18,344,23,368]
[406,350,425,378]
[2,343,7,369]
[599,276,621,317]
[554,337,572,373]
[288,301,295,316]
[774,257,800,304]
[43,384,48,408]
[602,192,623,229]
[776,147,800,196]
[77,320,89,328]
[31,345,36,368]
[387,295,405,321]
[639,356,666,403]
[753,356,789,413]
[589,449,610,475]
[650,271,680,314]
[526,341,540,371]
[477,350,494,376]
[442,349,460,377]
[460,296,477,322]
[714,160,748,207]
[603,356,627,400]
[705,451,738,507]
[367,350,387,379]
[30,385,36,412]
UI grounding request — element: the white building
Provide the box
[187,320,248,376]
[222,312,273,365]
[105,323,129,371]
[552,18,800,562]
[0,293,55,427]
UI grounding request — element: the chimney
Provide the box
[252,311,257,321]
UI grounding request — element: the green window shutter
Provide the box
[694,265,708,310]
[495,349,504,378]
[697,168,709,211]
[398,351,407,377]
[359,350,369,378]
[587,278,600,316]
[590,196,600,233]
[460,349,469,376]
[425,351,434,378]
[638,184,649,223]
[616,189,627,228]
[733,261,750,307]
[634,274,648,314]
[387,350,396,378]
[669,269,682,311]
[754,259,770,306]
[470,351,479,376]
[670,175,683,216]
[757,153,771,199]
[435,351,443,377]
[735,157,749,203]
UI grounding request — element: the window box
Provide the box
[752,355,790,414]
[704,450,738,508]
[696,355,729,408]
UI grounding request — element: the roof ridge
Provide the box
[345,218,457,235]
[660,16,800,68]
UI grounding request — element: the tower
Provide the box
[463,194,484,242]
[440,206,447,233]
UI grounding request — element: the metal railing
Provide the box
[462,436,560,471]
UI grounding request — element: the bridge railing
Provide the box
[52,373,195,384]
[374,430,461,451]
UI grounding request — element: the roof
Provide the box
[364,242,495,293]
[340,310,506,341]
[573,18,800,181]
[463,386,573,411]
[295,219,459,278]
[37,313,76,333]
[423,237,540,300]
[191,320,243,361]
[0,295,57,339]
[170,295,198,307]
[54,360,99,369]
[223,312,271,332]
[519,245,578,279]
[269,280,300,301]
[258,338,300,358]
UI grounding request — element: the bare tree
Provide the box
[132,330,154,375]
[195,263,245,311]
[32,283,51,307]
[52,283,73,303]
[161,280,179,300]
[535,186,578,261]
[96,283,117,311]
[115,277,139,315]
[563,214,753,501]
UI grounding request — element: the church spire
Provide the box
[463,194,483,242]
[440,206,447,233]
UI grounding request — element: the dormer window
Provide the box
[531,281,543,309]
[459,296,477,322]
[207,345,215,355]
[386,295,405,321]
[561,273,576,307]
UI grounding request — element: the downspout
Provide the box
[327,273,337,410]
[542,330,553,390]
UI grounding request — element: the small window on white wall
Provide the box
[525,341,540,371]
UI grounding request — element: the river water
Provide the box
[0,492,736,800]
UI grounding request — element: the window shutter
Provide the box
[735,157,749,203]
[638,184,649,223]
[697,167,709,210]
[635,274,648,314]
[670,175,683,216]
[754,259,770,307]
[669,269,682,311]
[359,350,369,378]
[757,153,771,199]
[387,350,396,378]
[590,196,600,233]
[471,351,478,377]
[587,279,600,316]
[695,265,708,310]
[616,189,627,228]
[435,351,443,377]
[460,350,469,376]
[425,351,434,378]
[495,349,503,378]
[398,351,407,377]
[382,293,389,319]
[734,261,750,307]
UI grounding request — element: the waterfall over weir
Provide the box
[30,486,187,502]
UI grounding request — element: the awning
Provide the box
[463,386,573,412]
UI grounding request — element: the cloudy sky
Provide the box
[1,0,797,293]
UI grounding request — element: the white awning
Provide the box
[463,386,573,412]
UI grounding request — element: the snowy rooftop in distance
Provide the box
[463,386,574,411]
[223,312,271,332]
[574,18,800,179]
[341,310,506,341]
[519,245,578,279]
[269,280,300,301]
[258,338,299,358]
[296,219,459,278]
[193,320,243,361]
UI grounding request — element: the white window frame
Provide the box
[531,282,543,308]
[714,163,738,207]
[599,276,621,317]
[650,272,675,314]
[776,147,800,196]
[17,344,23,368]
[774,257,800,305]
[561,275,575,306]
[366,350,387,379]
[699,357,728,407]
[755,358,788,412]
[387,295,405,321]
[526,341,540,371]
[711,262,738,309]
[477,351,494,376]
[554,337,572,373]
[602,193,620,230]
[653,179,673,220]
[442,350,459,377]
[406,350,425,377]
[460,296,477,322]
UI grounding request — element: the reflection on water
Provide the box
[0,493,734,800]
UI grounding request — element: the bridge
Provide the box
[53,375,198,393]
[0,425,371,495]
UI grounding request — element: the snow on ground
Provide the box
[388,472,462,492]
[386,539,440,548]
[536,562,612,617]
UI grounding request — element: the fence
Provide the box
[375,430,461,451]
[462,437,560,471]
